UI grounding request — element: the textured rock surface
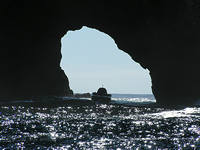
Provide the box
[0,1,200,105]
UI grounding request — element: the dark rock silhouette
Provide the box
[0,1,200,105]
[97,88,108,96]
[74,93,91,98]
[92,87,111,103]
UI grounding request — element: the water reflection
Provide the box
[150,107,200,118]
[0,105,200,149]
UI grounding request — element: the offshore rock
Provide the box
[1,1,200,105]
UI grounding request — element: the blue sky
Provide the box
[61,26,152,94]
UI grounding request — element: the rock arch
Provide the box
[0,1,199,105]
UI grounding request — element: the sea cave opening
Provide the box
[61,26,153,97]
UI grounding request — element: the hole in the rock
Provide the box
[61,26,152,95]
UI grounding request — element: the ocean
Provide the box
[0,94,200,149]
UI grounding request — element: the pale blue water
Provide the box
[0,94,200,149]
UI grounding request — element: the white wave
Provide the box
[149,107,200,118]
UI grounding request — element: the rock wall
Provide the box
[1,1,200,105]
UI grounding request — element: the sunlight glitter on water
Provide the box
[111,98,156,106]
[0,103,200,149]
[149,107,200,118]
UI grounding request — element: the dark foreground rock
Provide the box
[1,1,200,105]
